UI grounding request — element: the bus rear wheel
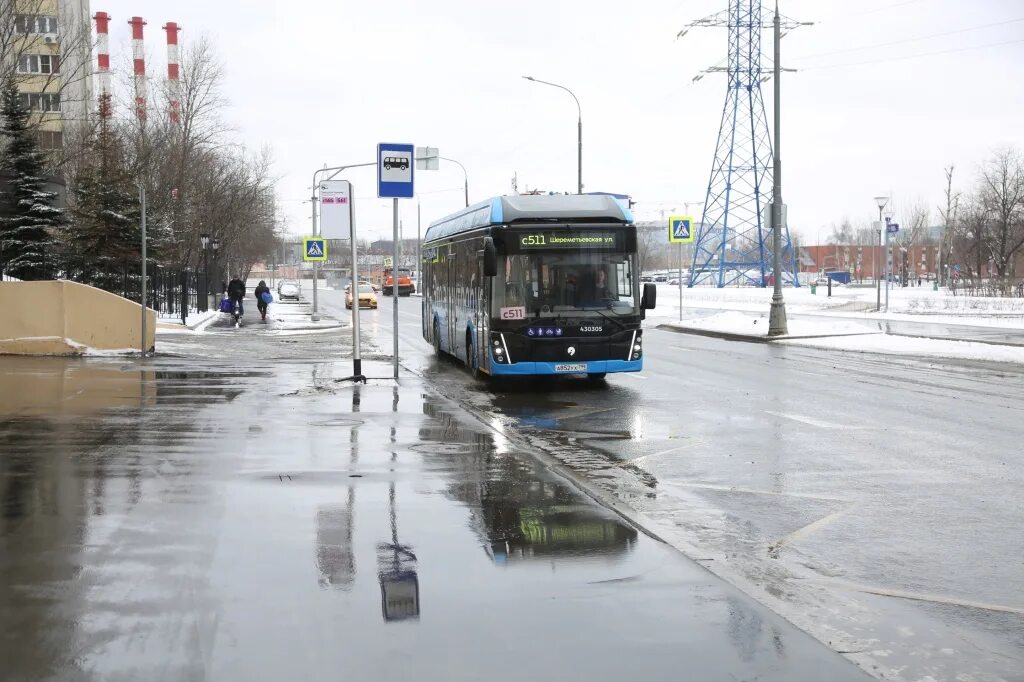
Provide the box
[586,373,607,385]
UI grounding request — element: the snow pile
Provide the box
[661,311,880,339]
[655,282,858,313]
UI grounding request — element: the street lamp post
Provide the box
[200,233,210,312]
[211,238,220,302]
[767,2,788,336]
[873,196,888,312]
[439,156,470,207]
[522,76,582,194]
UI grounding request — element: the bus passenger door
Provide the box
[446,244,456,354]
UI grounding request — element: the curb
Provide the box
[656,323,770,343]
[657,323,884,344]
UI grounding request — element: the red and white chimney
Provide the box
[128,16,147,121]
[163,22,181,124]
[94,11,112,118]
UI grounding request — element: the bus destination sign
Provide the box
[514,231,621,250]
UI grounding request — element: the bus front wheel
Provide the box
[466,333,481,379]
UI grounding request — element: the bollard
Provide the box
[933,280,938,292]
[827,278,832,297]
[810,283,816,295]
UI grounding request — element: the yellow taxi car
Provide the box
[345,283,378,310]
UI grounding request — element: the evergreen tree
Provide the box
[67,117,141,292]
[0,77,65,280]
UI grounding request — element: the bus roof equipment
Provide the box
[424,194,634,244]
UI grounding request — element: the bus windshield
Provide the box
[493,252,638,319]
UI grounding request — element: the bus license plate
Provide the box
[554,363,587,373]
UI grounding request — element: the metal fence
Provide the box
[949,277,1024,298]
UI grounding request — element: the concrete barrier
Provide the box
[0,280,155,355]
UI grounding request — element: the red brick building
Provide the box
[800,244,942,281]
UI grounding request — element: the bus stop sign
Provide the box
[378,143,415,198]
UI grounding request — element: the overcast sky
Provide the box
[97,0,1024,244]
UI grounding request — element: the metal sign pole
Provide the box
[678,242,683,321]
[350,183,363,381]
[392,197,400,379]
[884,223,890,312]
[140,185,147,355]
[311,183,320,322]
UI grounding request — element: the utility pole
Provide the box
[767,1,788,336]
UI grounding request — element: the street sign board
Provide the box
[319,180,352,239]
[668,216,695,243]
[303,237,327,262]
[762,204,788,229]
[887,222,900,234]
[383,256,393,267]
[378,143,415,198]
[415,146,439,171]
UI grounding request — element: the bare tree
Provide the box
[897,199,930,247]
[956,195,989,279]
[937,165,960,286]
[976,147,1024,277]
[828,219,854,244]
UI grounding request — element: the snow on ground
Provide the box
[653,282,1024,328]
[779,334,1024,364]
[661,311,879,339]
[659,310,1024,364]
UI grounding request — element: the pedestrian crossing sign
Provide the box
[303,237,327,262]
[669,216,695,243]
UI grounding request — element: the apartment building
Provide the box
[9,0,93,151]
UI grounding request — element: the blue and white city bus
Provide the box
[421,194,656,380]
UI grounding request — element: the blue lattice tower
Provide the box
[683,0,798,287]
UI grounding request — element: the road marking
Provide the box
[670,345,692,351]
[763,410,859,429]
[620,441,707,465]
[768,506,854,554]
[624,374,648,380]
[822,580,1024,616]
[657,480,850,503]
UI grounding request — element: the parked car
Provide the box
[277,279,301,300]
[346,283,378,310]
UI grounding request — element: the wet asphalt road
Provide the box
[342,289,1024,682]
[0,317,871,680]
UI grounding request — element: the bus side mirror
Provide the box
[483,237,497,277]
[641,283,657,310]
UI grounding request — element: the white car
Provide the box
[277,280,301,300]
